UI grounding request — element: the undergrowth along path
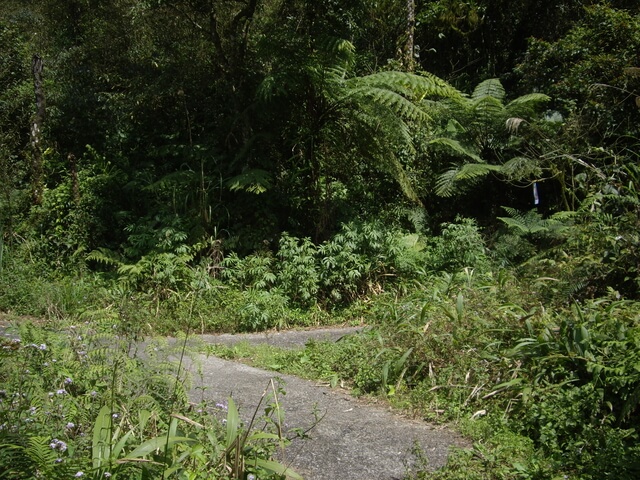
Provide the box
[0,319,466,479]
[185,327,467,480]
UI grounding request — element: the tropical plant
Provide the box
[256,31,463,238]
[434,78,551,198]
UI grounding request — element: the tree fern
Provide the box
[506,93,551,116]
[472,78,506,101]
[428,137,482,162]
[257,37,464,211]
[498,207,573,236]
[433,78,550,197]
[501,156,543,180]
[225,168,272,194]
[436,163,503,197]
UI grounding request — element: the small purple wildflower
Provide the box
[66,422,75,429]
[49,438,67,452]
[64,377,73,385]
[75,472,84,477]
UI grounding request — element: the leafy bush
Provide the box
[276,233,319,307]
[221,252,276,291]
[220,220,428,315]
[317,220,422,304]
[503,298,640,477]
[427,217,489,272]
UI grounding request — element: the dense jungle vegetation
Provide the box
[1,0,640,478]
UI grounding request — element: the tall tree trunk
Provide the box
[403,0,415,72]
[30,54,46,205]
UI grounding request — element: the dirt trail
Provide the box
[185,328,467,480]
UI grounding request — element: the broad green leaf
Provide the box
[252,458,304,479]
[225,397,240,449]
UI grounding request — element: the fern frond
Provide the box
[349,86,432,123]
[471,95,505,118]
[381,154,422,205]
[506,93,550,117]
[428,137,482,162]
[456,162,503,179]
[506,93,551,107]
[256,74,286,102]
[225,168,272,194]
[472,78,506,101]
[25,436,66,476]
[501,156,543,181]
[351,71,461,102]
[498,207,572,236]
[436,168,461,197]
[318,36,356,62]
[435,163,502,197]
[87,248,123,268]
[142,170,195,193]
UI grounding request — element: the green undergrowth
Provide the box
[0,317,302,479]
[208,270,640,480]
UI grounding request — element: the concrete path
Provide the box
[184,328,466,480]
